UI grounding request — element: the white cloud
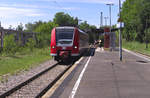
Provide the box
[1,22,22,29]
[0,2,78,28]
[0,6,45,18]
[48,6,79,10]
[0,2,79,10]
[0,3,39,9]
[0,3,79,20]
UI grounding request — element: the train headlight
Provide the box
[52,46,56,49]
[74,46,77,49]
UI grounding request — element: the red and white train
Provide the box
[50,26,89,61]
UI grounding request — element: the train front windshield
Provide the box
[56,28,74,46]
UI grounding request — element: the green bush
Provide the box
[25,38,36,52]
[3,35,18,55]
[123,39,150,55]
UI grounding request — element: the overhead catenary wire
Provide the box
[53,1,73,16]
[53,1,85,26]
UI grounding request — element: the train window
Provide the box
[56,29,74,45]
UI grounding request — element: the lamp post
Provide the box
[106,3,114,51]
[100,12,103,28]
[104,17,108,26]
[106,3,114,30]
[119,0,122,61]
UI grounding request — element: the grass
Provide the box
[0,47,51,81]
[122,39,150,56]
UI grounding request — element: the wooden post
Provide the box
[0,31,1,48]
[0,22,3,50]
[17,32,20,45]
[21,32,24,46]
[33,33,38,45]
[1,31,3,49]
[0,29,4,50]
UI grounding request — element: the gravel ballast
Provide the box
[0,59,57,95]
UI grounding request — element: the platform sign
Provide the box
[117,22,124,28]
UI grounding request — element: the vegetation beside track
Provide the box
[0,47,51,81]
[122,39,150,56]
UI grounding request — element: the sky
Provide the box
[0,0,126,29]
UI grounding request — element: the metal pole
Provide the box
[106,3,113,50]
[119,0,122,61]
[109,5,111,30]
[106,3,113,32]
[100,12,103,28]
[109,5,112,51]
[104,17,108,26]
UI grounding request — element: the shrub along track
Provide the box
[0,61,73,98]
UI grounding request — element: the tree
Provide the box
[79,21,97,43]
[137,0,150,43]
[25,20,44,32]
[34,22,58,47]
[144,28,150,48]
[121,0,141,41]
[89,25,97,43]
[121,0,150,43]
[79,21,90,31]
[9,25,13,29]
[16,23,23,31]
[53,12,78,26]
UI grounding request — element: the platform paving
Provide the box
[52,48,150,98]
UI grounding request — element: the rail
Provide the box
[0,63,59,97]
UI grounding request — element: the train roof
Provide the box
[78,29,88,35]
[56,26,75,30]
[55,26,88,35]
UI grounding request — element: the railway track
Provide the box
[0,62,73,98]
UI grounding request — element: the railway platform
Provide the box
[47,48,150,98]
